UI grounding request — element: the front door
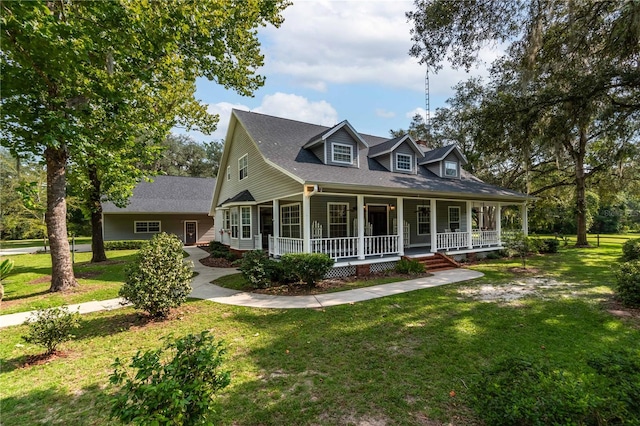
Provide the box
[185,221,197,245]
[367,205,388,236]
[259,208,273,249]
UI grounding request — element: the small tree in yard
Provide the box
[22,306,80,355]
[504,232,532,269]
[110,331,231,426]
[119,233,193,318]
[281,253,334,287]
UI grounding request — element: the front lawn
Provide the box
[1,240,639,425]
[0,250,138,315]
[0,237,92,250]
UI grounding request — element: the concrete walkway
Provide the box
[0,246,483,328]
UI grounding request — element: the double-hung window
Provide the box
[230,209,239,238]
[448,207,461,231]
[240,206,251,239]
[238,154,248,180]
[280,204,301,238]
[226,166,231,181]
[396,153,412,172]
[332,143,353,164]
[328,203,349,237]
[223,210,230,230]
[417,206,430,235]
[444,161,458,177]
[134,221,161,234]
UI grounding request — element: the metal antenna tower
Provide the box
[424,68,431,137]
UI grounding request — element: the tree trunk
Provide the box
[45,146,77,291]
[574,128,589,247]
[88,163,108,262]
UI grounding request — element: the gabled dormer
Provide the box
[304,120,369,168]
[368,134,423,174]
[418,144,468,179]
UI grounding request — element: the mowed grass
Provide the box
[0,237,92,250]
[1,235,639,425]
[0,250,137,315]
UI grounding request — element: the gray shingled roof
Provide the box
[233,110,528,200]
[368,135,404,157]
[102,175,216,214]
[218,190,255,207]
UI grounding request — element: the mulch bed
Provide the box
[199,257,236,268]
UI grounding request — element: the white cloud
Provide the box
[193,93,338,141]
[260,1,501,94]
[375,108,396,118]
[406,107,426,120]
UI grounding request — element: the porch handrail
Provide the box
[269,236,304,257]
[364,235,399,256]
[472,229,500,247]
[311,236,358,260]
[436,231,469,251]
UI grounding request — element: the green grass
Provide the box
[0,237,92,250]
[0,250,137,315]
[1,240,639,425]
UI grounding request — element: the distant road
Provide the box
[0,244,92,256]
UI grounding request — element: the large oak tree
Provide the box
[1,0,289,290]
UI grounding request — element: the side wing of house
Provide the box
[211,113,303,250]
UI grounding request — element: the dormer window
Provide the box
[445,161,458,177]
[332,143,353,164]
[396,153,412,172]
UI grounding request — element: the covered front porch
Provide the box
[254,190,528,262]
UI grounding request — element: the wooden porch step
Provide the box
[406,253,460,272]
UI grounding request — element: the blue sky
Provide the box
[186,1,499,142]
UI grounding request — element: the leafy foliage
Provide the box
[280,253,335,287]
[22,306,80,355]
[119,233,193,318]
[0,258,15,303]
[614,260,640,307]
[238,250,276,289]
[395,258,426,274]
[110,331,231,426]
[209,241,237,261]
[471,351,640,426]
[504,232,532,268]
[622,238,640,261]
[103,240,147,251]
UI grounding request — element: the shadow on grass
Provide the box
[2,289,52,302]
[1,383,116,426]
[74,311,152,341]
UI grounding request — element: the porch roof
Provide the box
[233,110,529,202]
[218,190,255,207]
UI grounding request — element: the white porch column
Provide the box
[467,201,474,249]
[479,205,484,229]
[521,203,529,236]
[397,197,404,256]
[302,195,311,253]
[430,198,437,253]
[357,195,365,259]
[272,199,280,239]
[496,203,502,244]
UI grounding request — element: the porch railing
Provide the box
[311,237,359,260]
[472,229,500,247]
[364,235,399,256]
[268,236,303,257]
[268,235,401,260]
[436,231,469,251]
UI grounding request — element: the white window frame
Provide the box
[448,206,461,231]
[240,206,252,240]
[134,220,161,234]
[223,210,230,230]
[327,202,350,237]
[226,166,231,181]
[280,203,301,239]
[331,143,353,165]
[238,154,248,180]
[230,209,239,239]
[396,153,413,172]
[417,205,430,235]
[444,160,458,177]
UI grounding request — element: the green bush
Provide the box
[622,238,640,261]
[119,232,193,318]
[614,260,640,307]
[110,331,231,426]
[504,232,532,268]
[0,258,15,303]
[209,240,237,261]
[238,250,276,289]
[395,258,426,274]
[280,253,334,287]
[541,238,560,253]
[22,306,80,355]
[104,240,146,250]
[485,250,506,260]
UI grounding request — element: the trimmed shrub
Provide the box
[622,238,640,261]
[110,331,231,426]
[119,232,193,318]
[238,250,276,289]
[22,306,80,355]
[280,253,334,287]
[209,240,237,261]
[104,240,146,250]
[540,238,560,253]
[504,231,532,268]
[614,260,640,307]
[395,258,426,274]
